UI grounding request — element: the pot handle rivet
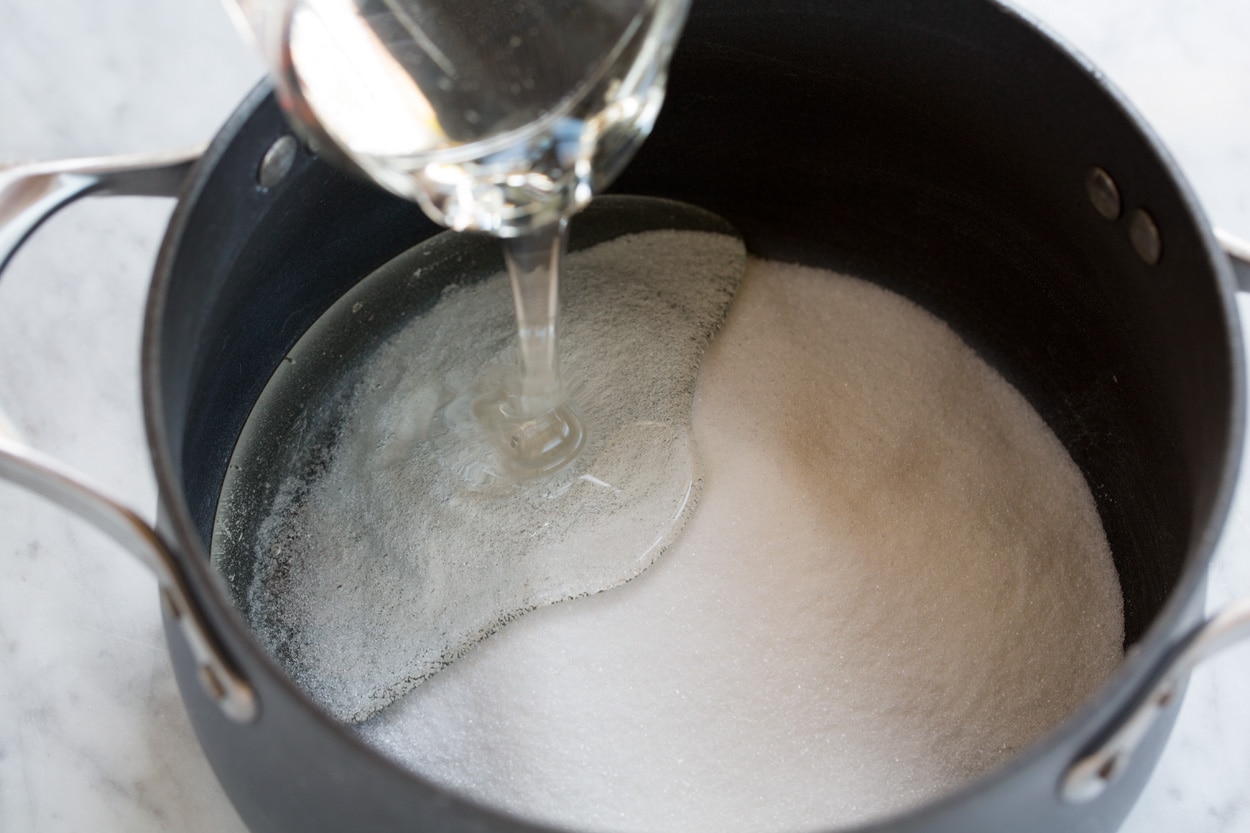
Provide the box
[258,134,299,188]
[1129,208,1163,265]
[0,148,259,725]
[198,663,229,703]
[1086,167,1122,221]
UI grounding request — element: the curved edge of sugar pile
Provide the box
[354,251,1125,832]
[223,229,746,723]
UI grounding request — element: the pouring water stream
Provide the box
[229,0,691,478]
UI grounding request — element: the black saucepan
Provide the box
[2,1,1249,832]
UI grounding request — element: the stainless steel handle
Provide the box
[1062,230,1250,802]
[0,149,258,724]
[0,146,204,273]
[1062,598,1250,801]
[1218,228,1250,293]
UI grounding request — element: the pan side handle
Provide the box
[0,147,204,274]
[1061,597,1250,802]
[1062,230,1250,802]
[1217,228,1250,293]
[0,150,258,724]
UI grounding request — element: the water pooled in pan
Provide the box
[212,198,746,722]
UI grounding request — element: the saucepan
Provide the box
[2,0,1249,831]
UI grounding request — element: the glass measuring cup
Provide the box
[227,0,692,477]
[227,0,691,236]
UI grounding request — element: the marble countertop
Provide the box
[0,0,1247,831]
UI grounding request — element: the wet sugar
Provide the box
[230,229,745,722]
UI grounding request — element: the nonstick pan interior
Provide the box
[145,3,1241,831]
[161,1,1234,651]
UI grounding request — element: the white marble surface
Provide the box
[0,0,1247,831]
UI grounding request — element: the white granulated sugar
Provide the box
[356,257,1125,832]
[242,230,744,722]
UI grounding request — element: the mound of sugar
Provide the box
[233,229,745,722]
[356,257,1125,832]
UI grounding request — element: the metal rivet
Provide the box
[1086,167,1122,220]
[1129,209,1162,265]
[198,663,228,702]
[258,135,298,188]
